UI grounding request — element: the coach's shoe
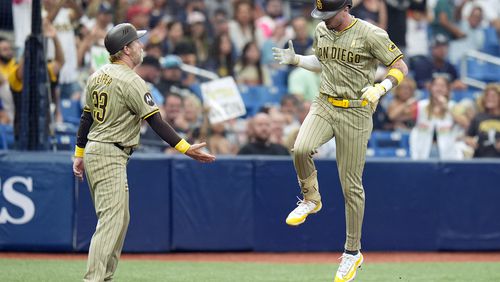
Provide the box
[334,252,364,282]
[285,198,322,226]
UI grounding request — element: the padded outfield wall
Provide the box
[0,152,499,252]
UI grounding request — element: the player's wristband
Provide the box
[74,145,85,158]
[387,68,404,85]
[174,139,191,154]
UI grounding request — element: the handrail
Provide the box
[460,50,500,90]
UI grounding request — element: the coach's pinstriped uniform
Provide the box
[293,17,403,251]
[83,63,158,281]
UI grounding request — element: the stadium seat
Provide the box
[60,99,82,124]
[368,130,410,158]
[466,58,500,83]
[482,27,500,56]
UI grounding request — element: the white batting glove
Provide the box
[361,84,386,112]
[272,40,299,65]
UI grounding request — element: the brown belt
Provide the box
[322,94,368,108]
[114,143,134,155]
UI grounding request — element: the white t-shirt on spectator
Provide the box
[46,8,78,84]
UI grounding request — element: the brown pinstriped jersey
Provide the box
[313,17,403,99]
[84,63,159,147]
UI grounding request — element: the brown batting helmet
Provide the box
[311,0,352,20]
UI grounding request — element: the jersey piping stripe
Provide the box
[386,54,404,67]
[142,109,159,120]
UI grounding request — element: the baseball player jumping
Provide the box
[273,0,408,281]
[72,23,215,282]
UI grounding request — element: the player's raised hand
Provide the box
[361,84,386,112]
[272,40,299,65]
[185,142,216,163]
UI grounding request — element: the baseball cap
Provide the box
[160,55,183,69]
[431,34,449,47]
[141,55,161,69]
[173,41,197,56]
[187,11,206,25]
[98,2,113,14]
[104,23,147,55]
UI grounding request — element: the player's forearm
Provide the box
[74,110,92,157]
[146,112,183,148]
[380,59,408,92]
[295,55,322,73]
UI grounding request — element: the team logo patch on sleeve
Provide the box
[388,42,398,52]
[144,92,155,106]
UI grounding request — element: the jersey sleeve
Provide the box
[125,77,160,120]
[367,27,404,67]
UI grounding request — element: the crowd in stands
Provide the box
[0,0,499,158]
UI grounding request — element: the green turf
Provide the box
[0,259,499,282]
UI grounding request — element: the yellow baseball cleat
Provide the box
[334,252,364,282]
[285,199,322,226]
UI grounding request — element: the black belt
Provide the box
[114,143,134,155]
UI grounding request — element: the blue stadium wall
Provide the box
[1,151,500,252]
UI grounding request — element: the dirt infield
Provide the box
[1,252,500,263]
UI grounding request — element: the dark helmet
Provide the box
[104,23,147,55]
[311,0,352,20]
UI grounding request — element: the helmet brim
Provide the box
[311,8,339,20]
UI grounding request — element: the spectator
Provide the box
[234,41,271,86]
[43,0,83,100]
[387,77,418,131]
[135,55,164,105]
[465,84,500,157]
[410,34,467,90]
[283,16,313,59]
[351,0,387,30]
[210,8,230,37]
[0,37,15,123]
[0,99,10,125]
[279,94,301,136]
[268,109,287,145]
[284,100,311,151]
[173,41,199,87]
[406,9,430,58]
[149,0,170,28]
[386,0,411,52]
[255,0,288,41]
[260,19,289,68]
[205,33,236,77]
[449,5,486,65]
[175,94,203,142]
[77,3,114,73]
[9,21,65,139]
[410,75,466,160]
[228,0,263,55]
[140,93,185,153]
[126,5,150,42]
[157,55,194,97]
[186,11,211,66]
[238,112,289,155]
[287,48,320,102]
[163,20,185,55]
[431,0,465,40]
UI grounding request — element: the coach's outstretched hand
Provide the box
[272,40,299,65]
[185,142,216,163]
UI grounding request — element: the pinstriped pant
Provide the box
[293,95,372,251]
[83,141,130,282]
